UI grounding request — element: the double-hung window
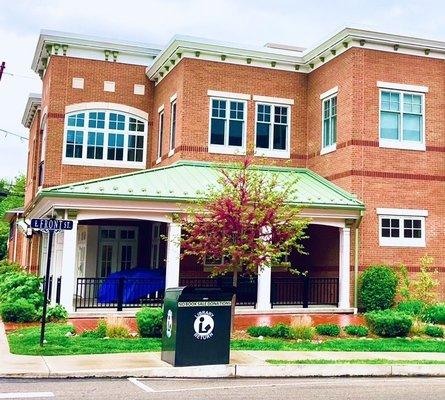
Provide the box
[157,110,164,162]
[63,109,147,168]
[209,98,246,154]
[378,82,426,151]
[322,95,337,153]
[255,103,290,158]
[377,208,427,247]
[170,100,177,154]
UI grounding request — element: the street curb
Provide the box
[1,364,444,379]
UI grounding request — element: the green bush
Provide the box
[358,265,398,312]
[247,325,274,337]
[291,326,315,340]
[0,299,37,322]
[96,320,107,338]
[0,272,43,308]
[0,260,22,276]
[365,310,413,337]
[136,307,163,337]
[422,304,445,325]
[424,325,444,338]
[315,324,341,336]
[271,323,292,338]
[344,324,369,337]
[397,300,427,316]
[106,325,129,338]
[46,305,68,322]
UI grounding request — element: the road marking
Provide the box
[0,393,54,399]
[128,378,156,393]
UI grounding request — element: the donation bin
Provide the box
[161,286,234,366]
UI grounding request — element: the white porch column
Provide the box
[59,218,78,313]
[338,226,351,309]
[165,222,181,288]
[256,267,272,310]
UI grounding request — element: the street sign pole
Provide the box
[40,228,54,347]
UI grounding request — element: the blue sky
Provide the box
[0,0,443,179]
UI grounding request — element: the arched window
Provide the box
[63,109,147,168]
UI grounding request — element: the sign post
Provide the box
[30,218,73,346]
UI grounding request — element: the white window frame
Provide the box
[378,87,426,151]
[377,208,427,247]
[169,98,177,156]
[321,93,337,155]
[254,102,291,159]
[157,110,164,163]
[62,109,147,169]
[208,97,247,155]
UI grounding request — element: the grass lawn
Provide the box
[8,324,445,356]
[267,359,445,365]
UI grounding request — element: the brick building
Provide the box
[6,27,444,314]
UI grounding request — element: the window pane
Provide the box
[228,120,243,146]
[391,219,399,228]
[230,101,244,120]
[404,219,412,228]
[210,118,225,145]
[382,219,390,227]
[273,124,287,150]
[403,114,422,141]
[413,229,422,238]
[212,99,226,118]
[381,228,390,237]
[331,115,337,143]
[257,104,271,122]
[256,122,270,148]
[413,220,421,229]
[404,229,413,238]
[391,228,400,237]
[380,111,400,139]
[323,119,330,147]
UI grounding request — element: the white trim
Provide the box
[170,92,178,102]
[156,157,162,164]
[378,214,426,248]
[377,208,428,217]
[168,149,175,157]
[157,109,165,159]
[319,86,339,100]
[133,84,145,95]
[377,81,429,93]
[207,90,250,100]
[169,98,177,152]
[21,93,42,128]
[321,93,338,153]
[157,104,164,113]
[252,95,294,105]
[320,143,337,155]
[72,77,84,89]
[65,102,148,120]
[103,81,115,92]
[378,89,426,151]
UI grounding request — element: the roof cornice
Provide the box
[21,93,42,128]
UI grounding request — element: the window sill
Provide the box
[379,239,426,248]
[168,149,175,157]
[208,145,246,155]
[62,158,145,169]
[254,149,290,159]
[379,139,426,151]
[155,157,162,164]
[320,144,337,155]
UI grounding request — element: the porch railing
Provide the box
[271,277,339,308]
[75,277,164,310]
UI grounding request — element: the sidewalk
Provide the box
[1,322,444,378]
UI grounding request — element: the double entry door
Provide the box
[98,226,138,277]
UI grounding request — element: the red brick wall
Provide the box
[24,110,42,206]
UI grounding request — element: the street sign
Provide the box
[31,218,73,231]
[30,218,74,346]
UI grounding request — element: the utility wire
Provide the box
[0,128,29,141]
[3,71,40,81]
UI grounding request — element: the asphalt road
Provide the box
[0,377,444,399]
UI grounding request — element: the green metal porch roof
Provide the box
[40,161,364,210]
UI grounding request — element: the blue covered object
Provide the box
[97,268,165,304]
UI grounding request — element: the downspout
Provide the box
[13,212,19,263]
[354,210,365,308]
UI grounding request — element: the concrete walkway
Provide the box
[1,322,444,378]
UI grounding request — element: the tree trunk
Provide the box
[230,270,238,335]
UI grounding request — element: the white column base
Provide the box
[256,266,272,310]
[165,222,181,289]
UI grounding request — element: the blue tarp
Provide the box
[97,268,165,304]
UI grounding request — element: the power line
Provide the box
[3,71,40,81]
[0,128,29,141]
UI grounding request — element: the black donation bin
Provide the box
[161,286,234,367]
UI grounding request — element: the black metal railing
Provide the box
[42,275,53,301]
[75,277,164,310]
[55,277,62,304]
[179,276,258,307]
[271,276,339,307]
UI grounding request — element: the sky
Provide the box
[0,0,444,180]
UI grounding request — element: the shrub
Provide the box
[136,307,163,338]
[424,325,444,338]
[358,265,398,312]
[422,304,445,325]
[315,324,341,336]
[46,305,68,322]
[410,320,426,336]
[365,310,413,337]
[344,324,369,337]
[105,316,130,338]
[397,300,427,316]
[95,320,107,338]
[0,260,22,276]
[247,325,274,337]
[0,272,43,308]
[291,326,315,340]
[271,323,292,338]
[0,299,37,322]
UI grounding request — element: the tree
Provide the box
[0,175,25,260]
[175,158,309,315]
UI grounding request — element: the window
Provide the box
[378,209,426,247]
[157,111,164,161]
[63,110,147,168]
[255,103,290,157]
[209,98,246,154]
[379,90,425,150]
[204,255,228,267]
[322,95,337,153]
[169,100,177,153]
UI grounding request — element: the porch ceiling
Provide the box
[39,161,365,210]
